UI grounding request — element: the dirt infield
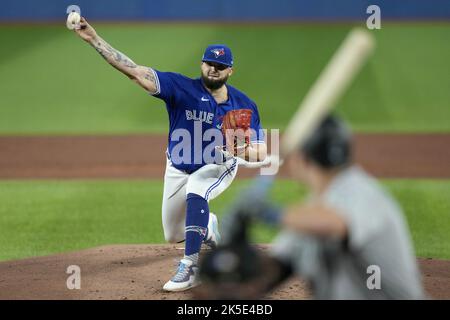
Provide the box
[0,244,448,300]
[1,133,450,179]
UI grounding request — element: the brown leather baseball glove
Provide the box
[221,109,253,156]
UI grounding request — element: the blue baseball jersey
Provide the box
[150,69,265,173]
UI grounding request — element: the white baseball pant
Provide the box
[161,156,238,243]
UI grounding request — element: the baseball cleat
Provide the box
[163,258,200,292]
[204,212,221,249]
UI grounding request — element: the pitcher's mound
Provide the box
[0,244,448,300]
[0,244,309,300]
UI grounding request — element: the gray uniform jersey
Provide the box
[271,166,425,299]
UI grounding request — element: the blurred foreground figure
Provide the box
[198,115,425,299]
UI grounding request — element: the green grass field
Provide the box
[0,23,449,134]
[0,179,448,261]
[0,22,448,266]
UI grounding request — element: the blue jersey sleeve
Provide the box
[150,69,184,105]
[250,102,265,144]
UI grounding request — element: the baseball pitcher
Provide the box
[72,17,267,292]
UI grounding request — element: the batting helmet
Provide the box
[301,115,352,169]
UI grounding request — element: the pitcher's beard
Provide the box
[201,74,229,90]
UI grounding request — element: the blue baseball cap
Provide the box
[202,44,233,67]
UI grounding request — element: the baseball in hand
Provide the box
[66,11,81,30]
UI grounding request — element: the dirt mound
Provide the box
[0,244,447,300]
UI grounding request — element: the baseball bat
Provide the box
[280,28,375,159]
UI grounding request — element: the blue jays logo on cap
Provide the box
[211,48,225,58]
[202,44,233,67]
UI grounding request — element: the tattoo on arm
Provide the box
[144,68,155,82]
[90,37,157,91]
[92,38,137,69]
[143,68,158,93]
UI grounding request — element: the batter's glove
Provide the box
[221,109,253,156]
